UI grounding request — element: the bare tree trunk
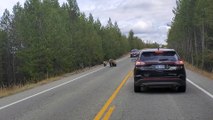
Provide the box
[6,47,12,87]
[186,31,190,62]
[12,53,16,84]
[190,38,194,65]
[201,21,205,68]
[194,29,198,66]
[188,28,194,64]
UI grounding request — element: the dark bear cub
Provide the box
[103,61,107,67]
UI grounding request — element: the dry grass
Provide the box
[185,62,213,80]
[0,76,61,98]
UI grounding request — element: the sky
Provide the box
[0,0,177,44]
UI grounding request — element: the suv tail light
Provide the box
[173,60,184,70]
[135,61,146,66]
[175,60,184,65]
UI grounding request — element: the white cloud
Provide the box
[77,0,176,44]
[133,21,152,32]
[120,20,153,34]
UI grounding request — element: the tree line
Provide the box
[0,0,146,88]
[167,0,213,72]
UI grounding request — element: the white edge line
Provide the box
[0,67,104,110]
[187,78,213,99]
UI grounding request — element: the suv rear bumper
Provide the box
[134,78,186,88]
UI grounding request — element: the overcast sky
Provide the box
[0,0,176,44]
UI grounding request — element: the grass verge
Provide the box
[185,62,213,80]
[0,76,62,98]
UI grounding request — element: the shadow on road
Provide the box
[138,88,184,94]
[130,58,137,62]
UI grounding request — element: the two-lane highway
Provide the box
[0,56,213,120]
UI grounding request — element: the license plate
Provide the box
[155,65,165,69]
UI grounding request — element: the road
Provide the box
[0,56,213,120]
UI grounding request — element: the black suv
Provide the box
[134,48,186,92]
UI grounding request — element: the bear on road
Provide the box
[109,59,117,67]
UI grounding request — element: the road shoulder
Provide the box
[186,69,213,96]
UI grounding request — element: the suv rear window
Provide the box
[140,51,178,62]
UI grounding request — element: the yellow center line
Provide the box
[103,105,115,120]
[93,71,133,120]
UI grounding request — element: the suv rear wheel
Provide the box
[134,85,141,93]
[177,85,186,92]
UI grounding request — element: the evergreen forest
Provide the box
[167,0,213,72]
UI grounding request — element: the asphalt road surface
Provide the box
[0,56,213,120]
